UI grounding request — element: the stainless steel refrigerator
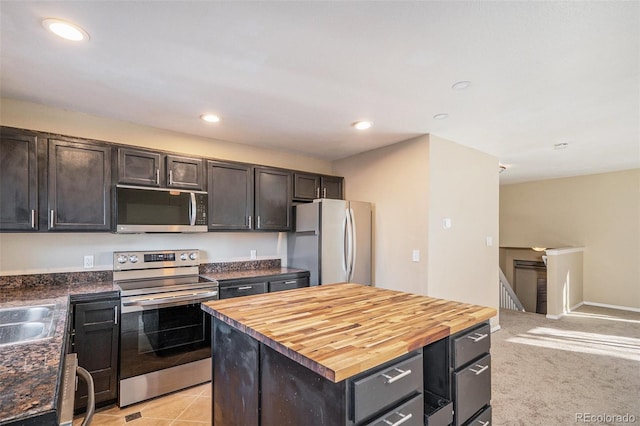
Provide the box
[287,199,372,286]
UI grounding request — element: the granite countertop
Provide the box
[201,267,308,282]
[202,283,497,382]
[0,281,118,425]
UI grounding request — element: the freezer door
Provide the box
[319,199,349,284]
[348,201,372,285]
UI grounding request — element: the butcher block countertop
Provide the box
[201,283,496,382]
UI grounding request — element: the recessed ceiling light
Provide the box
[452,81,472,90]
[200,114,220,123]
[433,113,449,120]
[553,142,569,150]
[352,121,372,130]
[42,18,89,41]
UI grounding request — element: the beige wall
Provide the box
[334,135,430,295]
[334,134,499,327]
[0,98,331,274]
[546,248,584,317]
[0,98,332,174]
[500,169,640,309]
[426,135,500,323]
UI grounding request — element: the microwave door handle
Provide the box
[189,192,196,226]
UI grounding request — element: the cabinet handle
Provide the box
[114,305,118,325]
[477,421,490,426]
[469,363,489,375]
[168,169,174,185]
[466,332,488,343]
[50,210,55,228]
[155,169,160,185]
[31,209,36,229]
[257,216,261,228]
[237,286,253,291]
[284,280,297,284]
[316,187,320,198]
[323,188,327,198]
[248,216,252,228]
[382,412,413,426]
[381,367,412,384]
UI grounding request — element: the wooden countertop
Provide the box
[202,283,496,382]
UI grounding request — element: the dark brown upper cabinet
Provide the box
[117,148,204,190]
[0,129,38,231]
[254,167,292,231]
[117,148,163,187]
[207,160,253,230]
[48,138,111,231]
[293,172,343,201]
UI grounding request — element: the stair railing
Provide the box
[499,267,525,311]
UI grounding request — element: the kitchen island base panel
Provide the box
[212,319,259,425]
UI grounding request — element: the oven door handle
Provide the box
[122,291,219,308]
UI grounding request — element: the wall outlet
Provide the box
[83,255,94,268]
[412,249,420,262]
[250,250,257,260]
[486,236,493,247]
[442,218,452,229]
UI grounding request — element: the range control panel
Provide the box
[113,249,200,271]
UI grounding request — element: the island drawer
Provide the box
[351,353,423,424]
[269,277,309,292]
[219,282,267,299]
[452,322,490,369]
[463,405,491,426]
[365,393,423,426]
[453,353,491,426]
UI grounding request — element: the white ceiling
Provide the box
[1,1,638,184]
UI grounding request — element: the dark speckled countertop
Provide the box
[200,267,309,282]
[0,280,118,425]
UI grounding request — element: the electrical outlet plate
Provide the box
[250,250,257,260]
[83,255,94,268]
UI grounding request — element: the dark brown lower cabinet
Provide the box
[212,318,492,426]
[71,297,119,412]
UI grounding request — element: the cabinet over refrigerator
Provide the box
[287,199,372,286]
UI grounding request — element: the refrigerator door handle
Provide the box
[349,207,357,282]
[343,209,350,278]
[344,208,354,281]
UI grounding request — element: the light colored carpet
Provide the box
[491,305,640,425]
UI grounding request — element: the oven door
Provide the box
[120,289,218,380]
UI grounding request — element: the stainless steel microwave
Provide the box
[115,185,208,233]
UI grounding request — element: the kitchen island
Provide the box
[201,283,497,426]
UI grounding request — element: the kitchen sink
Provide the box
[0,305,54,324]
[0,305,57,346]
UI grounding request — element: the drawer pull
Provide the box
[381,367,412,384]
[466,332,489,343]
[469,364,489,375]
[477,421,490,426]
[382,412,413,426]
[284,280,297,284]
[237,286,253,290]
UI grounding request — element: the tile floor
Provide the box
[73,382,211,425]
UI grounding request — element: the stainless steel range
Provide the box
[113,249,218,407]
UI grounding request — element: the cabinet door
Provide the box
[254,167,291,231]
[166,155,204,190]
[48,139,111,231]
[0,131,38,230]
[219,282,267,299]
[293,172,320,200]
[207,161,253,230]
[117,148,162,187]
[321,176,343,200]
[73,299,119,410]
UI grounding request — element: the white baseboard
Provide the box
[583,301,640,313]
[569,301,584,311]
[490,324,502,333]
[546,313,564,320]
